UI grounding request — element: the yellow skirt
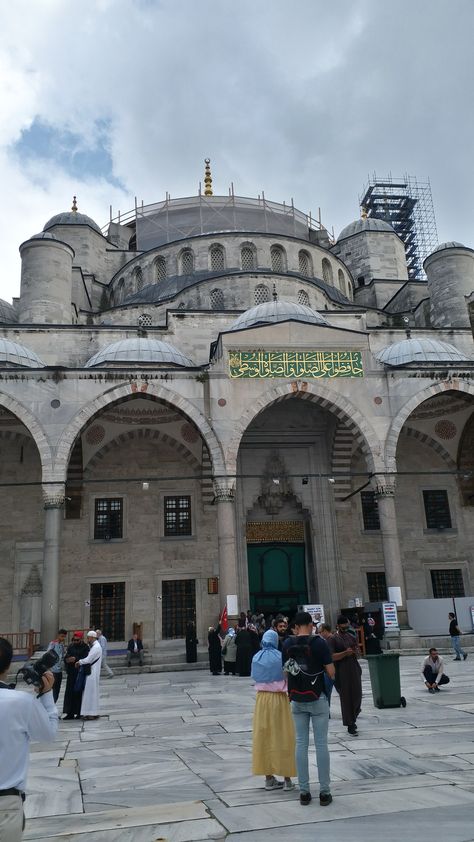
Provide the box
[252,691,296,777]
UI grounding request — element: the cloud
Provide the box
[0,0,473,302]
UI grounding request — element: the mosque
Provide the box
[0,162,473,647]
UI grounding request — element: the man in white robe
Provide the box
[77,631,102,719]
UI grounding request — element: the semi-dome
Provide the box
[377,337,471,367]
[229,299,330,332]
[0,338,45,367]
[431,241,466,254]
[337,217,394,242]
[85,338,194,368]
[0,299,19,324]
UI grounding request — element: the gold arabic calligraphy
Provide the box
[228,350,363,379]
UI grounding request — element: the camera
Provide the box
[17,649,58,687]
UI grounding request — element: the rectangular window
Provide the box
[423,490,452,530]
[164,496,192,536]
[94,498,123,540]
[430,569,465,598]
[162,579,196,639]
[361,491,380,531]
[366,571,387,602]
[90,581,125,641]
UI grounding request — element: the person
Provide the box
[0,637,58,841]
[422,648,450,693]
[327,615,362,736]
[185,621,198,663]
[222,627,238,675]
[208,626,222,675]
[127,633,144,667]
[282,611,334,807]
[318,624,335,707]
[236,625,253,676]
[96,629,114,677]
[238,612,247,629]
[63,631,89,720]
[274,615,289,651]
[76,630,102,720]
[46,628,67,703]
[448,612,468,661]
[248,624,261,656]
[251,629,296,791]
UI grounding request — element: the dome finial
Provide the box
[272,283,278,301]
[204,159,213,196]
[71,195,78,213]
[360,205,368,219]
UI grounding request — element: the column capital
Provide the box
[213,479,235,502]
[42,484,66,509]
[374,476,397,498]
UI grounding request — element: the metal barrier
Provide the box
[0,630,40,657]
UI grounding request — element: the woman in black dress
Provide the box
[185,621,198,663]
[208,625,222,675]
[63,632,89,719]
[235,627,253,676]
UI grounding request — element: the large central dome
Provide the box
[229,299,330,332]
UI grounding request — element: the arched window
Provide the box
[357,275,365,288]
[255,284,270,304]
[129,233,137,250]
[117,277,125,303]
[338,268,345,291]
[299,250,312,277]
[271,245,286,273]
[138,313,152,327]
[181,249,194,274]
[210,288,224,310]
[241,245,255,270]
[298,289,310,306]
[134,266,143,291]
[322,258,333,284]
[155,256,167,283]
[210,245,225,271]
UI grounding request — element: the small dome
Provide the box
[377,337,471,367]
[0,338,45,367]
[30,231,58,241]
[431,241,466,254]
[85,338,194,368]
[338,217,394,242]
[44,211,102,235]
[0,299,18,324]
[229,299,330,332]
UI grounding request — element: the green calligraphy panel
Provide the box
[228,350,363,379]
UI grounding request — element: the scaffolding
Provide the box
[360,174,438,280]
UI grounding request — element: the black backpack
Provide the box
[283,636,325,703]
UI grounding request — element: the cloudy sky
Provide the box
[0,0,473,302]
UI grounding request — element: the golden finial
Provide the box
[71,195,78,212]
[204,159,213,196]
[361,205,368,219]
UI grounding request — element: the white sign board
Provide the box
[382,601,399,630]
[302,604,325,625]
[388,586,403,607]
[226,594,239,617]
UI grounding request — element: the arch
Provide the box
[270,244,286,273]
[297,289,310,306]
[400,425,457,470]
[0,391,53,480]
[54,383,226,482]
[241,244,256,270]
[117,277,125,303]
[134,266,144,291]
[338,268,345,291]
[154,256,167,283]
[298,250,312,277]
[322,258,333,284]
[180,249,194,275]
[210,244,225,272]
[384,380,474,469]
[254,283,270,305]
[85,428,201,473]
[225,382,383,475]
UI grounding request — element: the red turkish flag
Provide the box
[219,605,228,633]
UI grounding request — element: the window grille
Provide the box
[164,495,192,536]
[241,246,255,270]
[298,289,310,306]
[299,251,311,276]
[361,491,380,530]
[90,581,125,641]
[155,257,167,283]
[366,571,387,602]
[210,288,224,310]
[255,284,270,305]
[431,568,464,598]
[423,490,452,530]
[322,258,333,284]
[135,267,143,290]
[271,246,285,273]
[138,313,152,327]
[210,246,225,271]
[181,250,194,274]
[94,498,123,540]
[162,579,196,639]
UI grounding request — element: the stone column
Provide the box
[374,476,407,624]
[214,480,239,617]
[40,484,65,647]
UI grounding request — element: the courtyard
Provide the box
[23,655,474,842]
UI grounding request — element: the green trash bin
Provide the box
[366,652,406,709]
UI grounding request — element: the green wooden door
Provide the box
[247,543,307,615]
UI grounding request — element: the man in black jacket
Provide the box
[127,634,144,667]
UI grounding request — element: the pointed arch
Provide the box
[0,390,53,480]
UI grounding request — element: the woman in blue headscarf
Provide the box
[251,629,296,791]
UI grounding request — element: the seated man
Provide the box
[127,633,144,667]
[422,647,450,693]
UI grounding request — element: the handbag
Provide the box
[82,656,100,677]
[74,666,86,693]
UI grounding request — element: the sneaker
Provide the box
[283,780,295,792]
[434,685,440,692]
[463,653,468,661]
[347,724,358,735]
[319,793,332,806]
[428,687,436,694]
[300,792,312,805]
[265,777,284,790]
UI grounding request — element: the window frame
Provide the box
[92,496,125,542]
[163,494,193,538]
[366,571,388,602]
[422,488,453,532]
[430,568,465,599]
[360,490,380,532]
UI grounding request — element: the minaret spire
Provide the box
[71,195,78,212]
[204,159,213,196]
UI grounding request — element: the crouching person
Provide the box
[422,647,450,693]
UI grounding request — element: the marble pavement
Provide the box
[21,655,474,842]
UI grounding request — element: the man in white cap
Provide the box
[75,631,102,720]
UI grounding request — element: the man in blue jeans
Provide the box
[283,611,335,807]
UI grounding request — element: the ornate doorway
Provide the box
[247,543,307,615]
